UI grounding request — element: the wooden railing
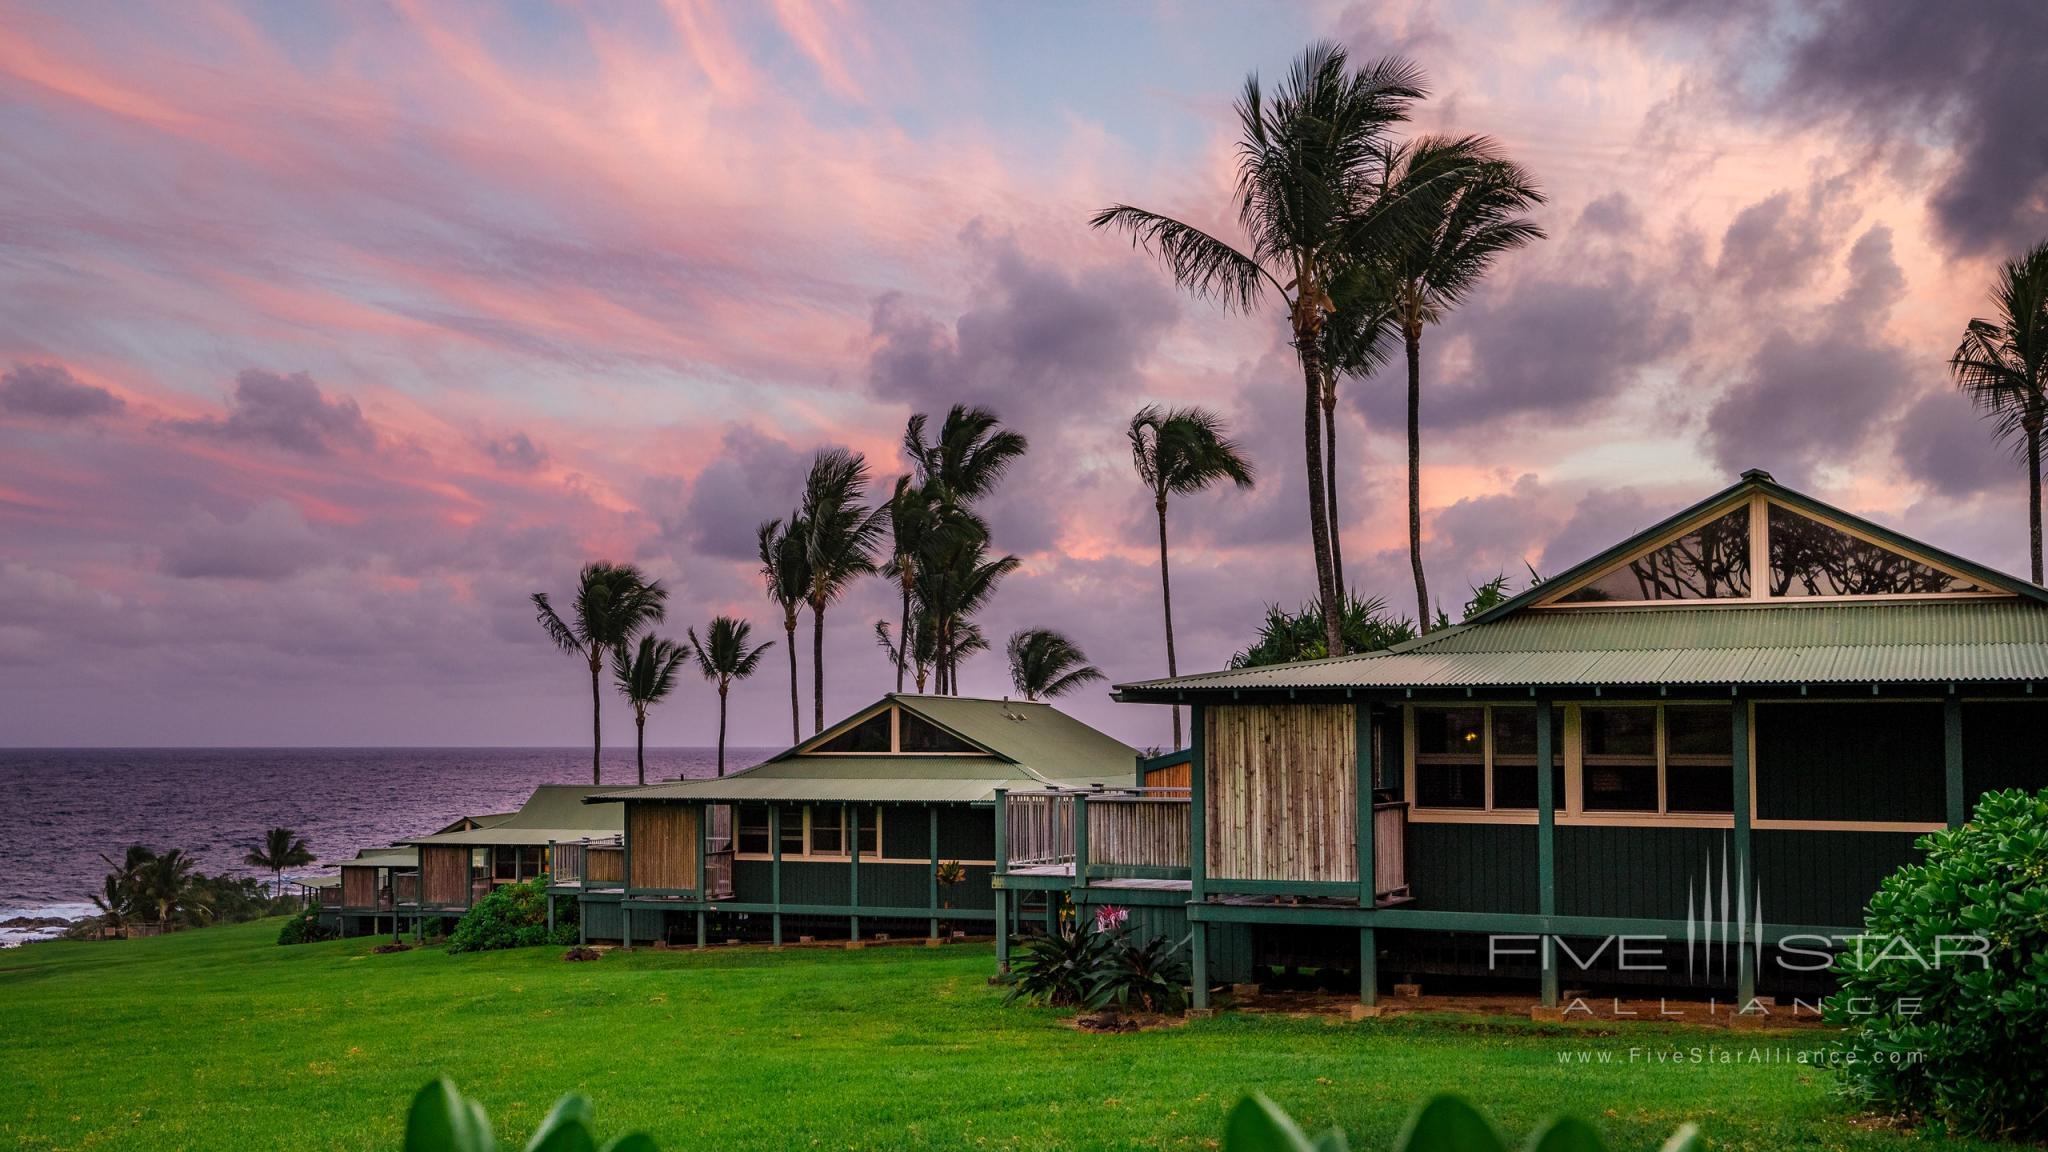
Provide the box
[550,837,624,887]
[1004,792,1076,868]
[1372,801,1408,898]
[1085,791,1190,875]
[393,871,419,906]
[705,849,734,900]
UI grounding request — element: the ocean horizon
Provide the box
[0,745,774,944]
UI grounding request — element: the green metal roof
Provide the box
[324,845,418,869]
[601,696,1139,805]
[407,785,626,846]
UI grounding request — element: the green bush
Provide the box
[1003,908,1191,1013]
[276,906,333,946]
[1824,787,2048,1141]
[446,877,576,954]
[1003,924,1114,1007]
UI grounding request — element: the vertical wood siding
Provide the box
[1961,701,2048,804]
[1144,761,1191,790]
[1205,703,1357,882]
[340,866,377,907]
[1755,829,1919,926]
[420,845,470,906]
[1556,825,1727,920]
[1405,823,1539,914]
[585,846,623,883]
[628,804,699,890]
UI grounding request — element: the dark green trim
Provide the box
[990,873,1069,891]
[1205,878,1358,897]
[1356,704,1374,910]
[769,804,784,947]
[928,805,940,939]
[1944,697,1965,828]
[1536,690,1558,1007]
[1081,864,1189,882]
[1073,794,1090,891]
[1732,700,1755,1004]
[1188,901,1856,942]
[1189,703,1207,902]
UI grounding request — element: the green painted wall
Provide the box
[1406,822,1539,914]
[1754,702,1944,823]
[1555,825,1727,920]
[1071,895,1254,985]
[1962,701,2048,805]
[1755,829,1919,927]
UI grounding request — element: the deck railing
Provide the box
[1372,800,1409,898]
[1002,788,1191,877]
[1004,792,1078,868]
[550,836,624,887]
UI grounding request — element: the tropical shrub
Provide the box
[446,877,577,954]
[1824,787,2048,1141]
[1224,1092,1700,1151]
[1005,909,1192,1012]
[403,1078,654,1151]
[277,906,333,946]
[1090,928,1192,1013]
[1004,923,1116,1007]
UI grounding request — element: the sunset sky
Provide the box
[2,1,2043,750]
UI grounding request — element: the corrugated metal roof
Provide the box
[407,785,626,846]
[1116,600,2048,694]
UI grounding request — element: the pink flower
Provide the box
[1093,905,1129,933]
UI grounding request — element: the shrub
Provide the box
[445,877,577,954]
[276,906,333,946]
[1004,924,1115,1007]
[403,1078,653,1151]
[1824,787,2048,1141]
[1089,929,1191,1014]
[1004,910,1192,1013]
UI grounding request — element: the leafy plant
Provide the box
[277,906,333,946]
[1005,916,1192,1014]
[1230,592,1419,668]
[403,1078,655,1152]
[1089,930,1191,1014]
[1824,787,2048,1141]
[1223,1092,1701,1151]
[1003,924,1117,1007]
[446,877,577,954]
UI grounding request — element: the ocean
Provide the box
[0,746,769,945]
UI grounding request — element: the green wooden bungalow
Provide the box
[571,694,1142,948]
[320,811,514,935]
[1009,470,2048,1009]
[394,785,622,935]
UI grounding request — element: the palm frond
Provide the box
[1089,205,1273,313]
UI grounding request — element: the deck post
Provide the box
[1944,696,1966,829]
[1189,702,1207,904]
[1536,692,1558,1008]
[927,806,940,941]
[546,838,556,936]
[696,910,706,949]
[1356,703,1377,1006]
[1191,921,1210,1010]
[694,802,708,900]
[621,804,634,951]
[1072,792,1090,891]
[992,789,1008,969]
[848,803,860,943]
[769,805,784,947]
[1732,697,1755,1007]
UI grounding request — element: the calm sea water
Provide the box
[0,747,771,943]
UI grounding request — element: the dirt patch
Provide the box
[371,942,412,955]
[562,946,602,962]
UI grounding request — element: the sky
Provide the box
[1,1,2044,751]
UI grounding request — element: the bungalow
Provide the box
[1015,470,2048,1009]
[574,694,1143,948]
[395,785,622,936]
[322,811,513,936]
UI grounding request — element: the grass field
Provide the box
[0,919,1997,1151]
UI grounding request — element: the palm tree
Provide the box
[1318,260,1400,587]
[1374,135,1545,627]
[799,449,883,733]
[533,562,669,784]
[875,615,938,694]
[612,635,688,785]
[756,515,811,744]
[1095,42,1426,657]
[913,530,1018,694]
[1006,628,1106,701]
[686,617,774,777]
[243,827,314,899]
[880,477,937,694]
[1952,240,2048,583]
[904,404,1029,510]
[1130,405,1256,748]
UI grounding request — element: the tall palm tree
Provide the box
[875,615,938,694]
[880,477,936,694]
[799,449,883,733]
[686,616,774,777]
[612,634,688,786]
[1129,405,1256,748]
[1318,260,1400,587]
[904,404,1029,510]
[913,530,1019,694]
[243,827,314,899]
[533,562,669,784]
[1006,628,1106,701]
[1374,135,1545,627]
[1952,240,2048,583]
[1095,42,1426,657]
[756,515,811,744]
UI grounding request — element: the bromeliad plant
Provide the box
[403,1079,654,1152]
[1003,907,1192,1014]
[1224,1093,1701,1152]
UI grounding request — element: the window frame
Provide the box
[799,706,992,757]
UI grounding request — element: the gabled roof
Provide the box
[1116,471,2048,698]
[406,784,626,847]
[599,695,1139,805]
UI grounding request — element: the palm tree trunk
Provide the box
[2031,422,2043,585]
[716,683,729,777]
[635,713,646,787]
[1297,338,1343,656]
[588,650,603,786]
[1156,497,1182,750]
[896,577,911,694]
[783,613,800,745]
[811,601,825,736]
[1406,325,1431,630]
[1322,367,1345,596]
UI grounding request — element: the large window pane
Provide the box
[1491,706,1565,811]
[1664,704,1734,813]
[778,806,805,856]
[1556,506,1751,603]
[899,712,980,753]
[1767,503,1986,596]
[1415,708,1485,809]
[736,805,770,855]
[1582,706,1658,811]
[808,806,845,855]
[813,711,891,753]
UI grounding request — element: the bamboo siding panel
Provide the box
[340,867,377,907]
[586,846,624,883]
[629,804,699,890]
[1374,804,1407,895]
[1205,703,1358,882]
[420,845,470,906]
[1144,761,1191,790]
[1088,798,1188,869]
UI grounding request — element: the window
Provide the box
[1766,503,1986,596]
[493,845,543,880]
[778,806,805,856]
[1555,506,1751,603]
[899,711,979,753]
[1580,706,1659,811]
[855,806,881,856]
[813,711,891,753]
[736,805,770,855]
[1414,708,1485,809]
[1489,706,1565,810]
[1663,705,1734,813]
[808,806,845,855]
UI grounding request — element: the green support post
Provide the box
[694,803,708,900]
[1732,697,1755,1007]
[696,910,706,949]
[993,789,1008,969]
[1191,921,1210,1010]
[769,805,784,947]
[546,838,556,936]
[928,806,940,941]
[1189,703,1207,904]
[1356,703,1377,1006]
[848,803,860,943]
[1944,696,1966,829]
[1072,792,1090,891]
[621,804,634,952]
[1536,692,1557,1007]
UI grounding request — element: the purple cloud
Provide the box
[0,363,123,420]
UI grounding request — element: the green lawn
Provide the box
[0,920,1994,1151]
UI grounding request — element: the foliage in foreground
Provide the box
[86,844,296,936]
[1825,787,2048,1141]
[445,877,576,954]
[277,906,334,946]
[1004,907,1191,1013]
[399,1079,1699,1152]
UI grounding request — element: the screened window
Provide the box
[1580,707,1659,812]
[493,845,543,880]
[898,711,980,753]
[1414,708,1485,809]
[1766,503,1987,596]
[736,805,770,855]
[812,711,891,753]
[808,806,845,856]
[855,806,881,856]
[1555,505,1751,603]
[778,806,805,856]
[1489,706,1565,811]
[1663,705,1734,813]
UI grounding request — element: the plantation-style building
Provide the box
[564,694,1143,948]
[1007,470,2048,1007]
